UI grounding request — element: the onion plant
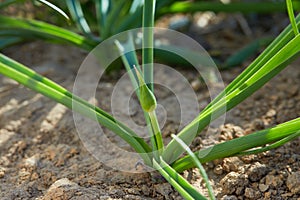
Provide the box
[1,0,299,67]
[1,0,300,199]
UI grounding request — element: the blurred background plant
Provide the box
[1,0,300,70]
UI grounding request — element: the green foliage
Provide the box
[1,0,297,68]
[159,1,300,15]
[0,0,300,199]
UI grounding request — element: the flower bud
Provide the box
[135,67,157,112]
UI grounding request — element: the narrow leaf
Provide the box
[66,0,96,40]
[0,37,23,49]
[153,158,207,200]
[163,14,300,164]
[172,134,215,200]
[286,0,299,35]
[172,117,300,172]
[0,16,97,51]
[159,1,300,15]
[36,0,70,21]
[142,0,156,91]
[0,54,152,165]
[95,0,111,36]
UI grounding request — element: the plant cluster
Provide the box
[0,0,300,199]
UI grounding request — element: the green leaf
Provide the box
[101,0,127,39]
[172,134,215,200]
[159,1,300,15]
[236,131,300,156]
[66,0,97,40]
[114,34,141,97]
[172,117,300,172]
[0,16,97,51]
[0,37,23,49]
[0,53,152,165]
[142,0,156,91]
[222,37,273,69]
[130,0,143,13]
[153,158,207,200]
[115,34,163,161]
[112,7,142,34]
[287,0,299,35]
[95,0,111,36]
[36,0,70,21]
[163,14,300,164]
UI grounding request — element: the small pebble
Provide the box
[191,79,201,91]
[222,157,240,172]
[286,172,300,194]
[258,184,269,192]
[220,172,249,195]
[0,170,5,178]
[247,162,268,182]
[154,183,173,199]
[221,195,238,200]
[244,187,261,199]
[214,164,223,175]
[265,174,283,188]
[265,109,276,118]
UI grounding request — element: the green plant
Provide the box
[1,0,299,68]
[1,0,300,199]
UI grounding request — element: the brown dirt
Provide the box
[1,14,300,200]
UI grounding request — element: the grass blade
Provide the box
[172,134,216,200]
[172,134,215,200]
[172,117,300,172]
[153,157,207,200]
[152,159,194,200]
[287,0,299,35]
[101,1,127,39]
[114,33,141,97]
[163,15,300,164]
[0,37,23,49]
[222,37,273,69]
[142,0,156,91]
[0,16,97,51]
[236,132,300,156]
[36,0,70,21]
[95,0,111,36]
[66,0,97,40]
[112,7,142,34]
[0,53,152,165]
[130,0,143,13]
[206,13,300,110]
[159,1,300,15]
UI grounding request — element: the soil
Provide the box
[1,14,300,200]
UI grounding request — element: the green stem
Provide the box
[152,159,195,200]
[153,157,207,200]
[287,0,299,35]
[142,0,156,91]
[172,134,215,200]
[149,111,164,154]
